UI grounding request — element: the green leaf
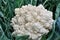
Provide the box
[15,35,29,40]
[55,3,60,19]
[0,24,10,40]
[0,12,14,40]
[41,34,46,40]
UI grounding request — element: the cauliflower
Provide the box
[11,4,54,40]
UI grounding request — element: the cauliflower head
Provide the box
[11,4,54,40]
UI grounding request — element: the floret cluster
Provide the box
[11,4,54,40]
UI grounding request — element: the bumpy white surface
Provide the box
[11,4,54,40]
